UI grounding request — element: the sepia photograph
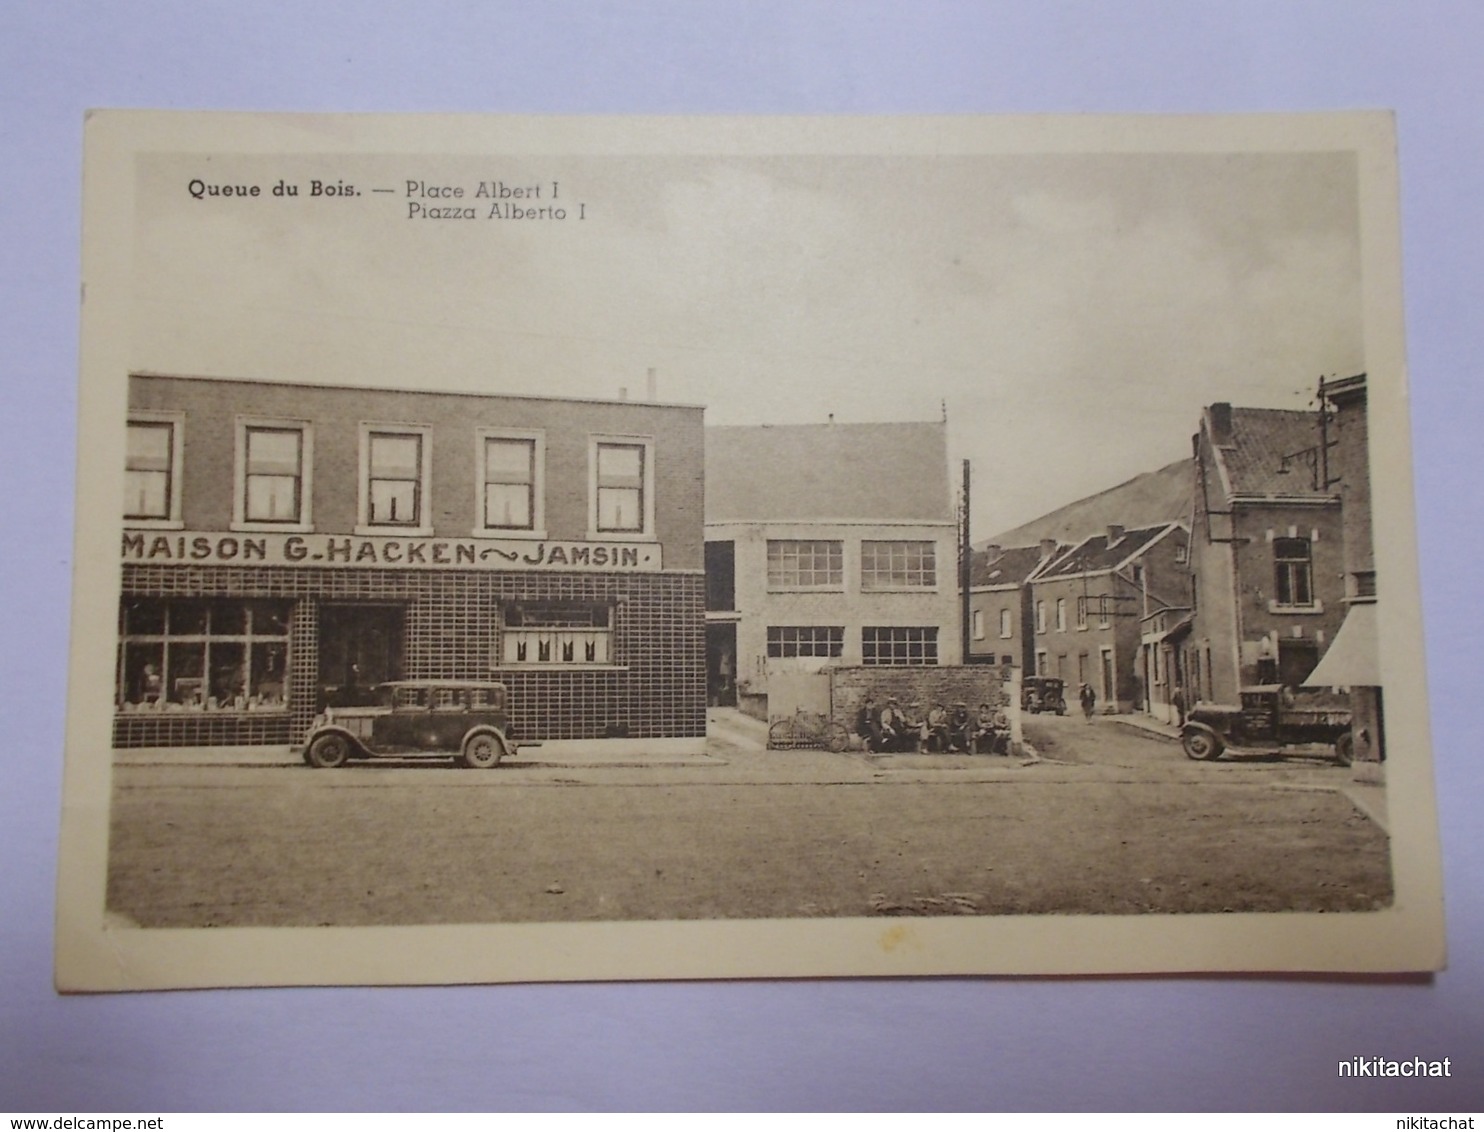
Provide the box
[57,111,1442,989]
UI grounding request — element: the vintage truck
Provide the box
[1021,676,1068,716]
[1180,684,1354,765]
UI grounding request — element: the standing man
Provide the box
[856,694,882,752]
[1079,682,1097,722]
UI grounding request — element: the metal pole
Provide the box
[960,458,971,665]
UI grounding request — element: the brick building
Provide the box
[703,421,960,710]
[967,542,1061,672]
[116,374,706,749]
[1184,401,1346,706]
[1305,374,1383,776]
[1028,522,1189,712]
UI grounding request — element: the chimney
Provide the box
[1106,524,1125,546]
[1209,402,1234,446]
[646,367,657,401]
[1039,538,1058,561]
[984,544,1002,563]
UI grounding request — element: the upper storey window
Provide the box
[233,418,313,532]
[768,540,844,591]
[478,430,545,538]
[590,437,654,538]
[359,425,432,535]
[860,541,937,590]
[124,413,184,527]
[1274,537,1315,607]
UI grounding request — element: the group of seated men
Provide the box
[855,694,1010,755]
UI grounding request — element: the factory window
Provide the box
[862,626,938,666]
[767,626,844,658]
[860,541,937,590]
[767,540,844,590]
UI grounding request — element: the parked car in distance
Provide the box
[1181,684,1353,764]
[1022,676,1068,715]
[300,680,519,768]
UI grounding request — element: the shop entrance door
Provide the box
[1278,639,1319,688]
[706,622,737,707]
[319,604,405,707]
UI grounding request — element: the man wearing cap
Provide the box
[879,696,911,752]
[948,702,972,753]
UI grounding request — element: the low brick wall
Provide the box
[828,665,1013,726]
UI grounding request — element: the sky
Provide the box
[131,146,1364,537]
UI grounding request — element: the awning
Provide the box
[1306,601,1381,687]
[1141,612,1193,646]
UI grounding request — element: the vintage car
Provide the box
[1180,684,1354,764]
[1021,676,1068,715]
[300,679,519,768]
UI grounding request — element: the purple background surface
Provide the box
[3,1,1482,1111]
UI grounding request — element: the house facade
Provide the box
[1184,401,1347,706]
[117,373,706,748]
[967,542,1059,672]
[703,421,960,709]
[1028,523,1189,712]
[1306,374,1383,777]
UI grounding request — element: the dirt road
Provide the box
[106,719,1391,926]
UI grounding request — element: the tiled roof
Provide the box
[970,544,1052,588]
[1036,523,1182,579]
[1215,407,1332,498]
[706,422,952,522]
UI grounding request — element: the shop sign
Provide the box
[122,530,662,571]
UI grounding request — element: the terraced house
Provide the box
[1185,400,1348,707]
[967,541,1063,673]
[116,373,706,750]
[1027,522,1190,712]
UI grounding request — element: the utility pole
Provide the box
[960,458,972,665]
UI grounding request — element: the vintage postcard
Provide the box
[57,111,1443,989]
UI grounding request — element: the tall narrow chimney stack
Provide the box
[1209,402,1234,446]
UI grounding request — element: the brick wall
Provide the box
[129,374,705,570]
[827,664,1012,727]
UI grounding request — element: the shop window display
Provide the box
[117,598,291,712]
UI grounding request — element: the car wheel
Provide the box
[306,733,350,769]
[462,731,505,769]
[1334,731,1355,767]
[768,720,794,750]
[1182,728,1223,761]
[824,722,850,753]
